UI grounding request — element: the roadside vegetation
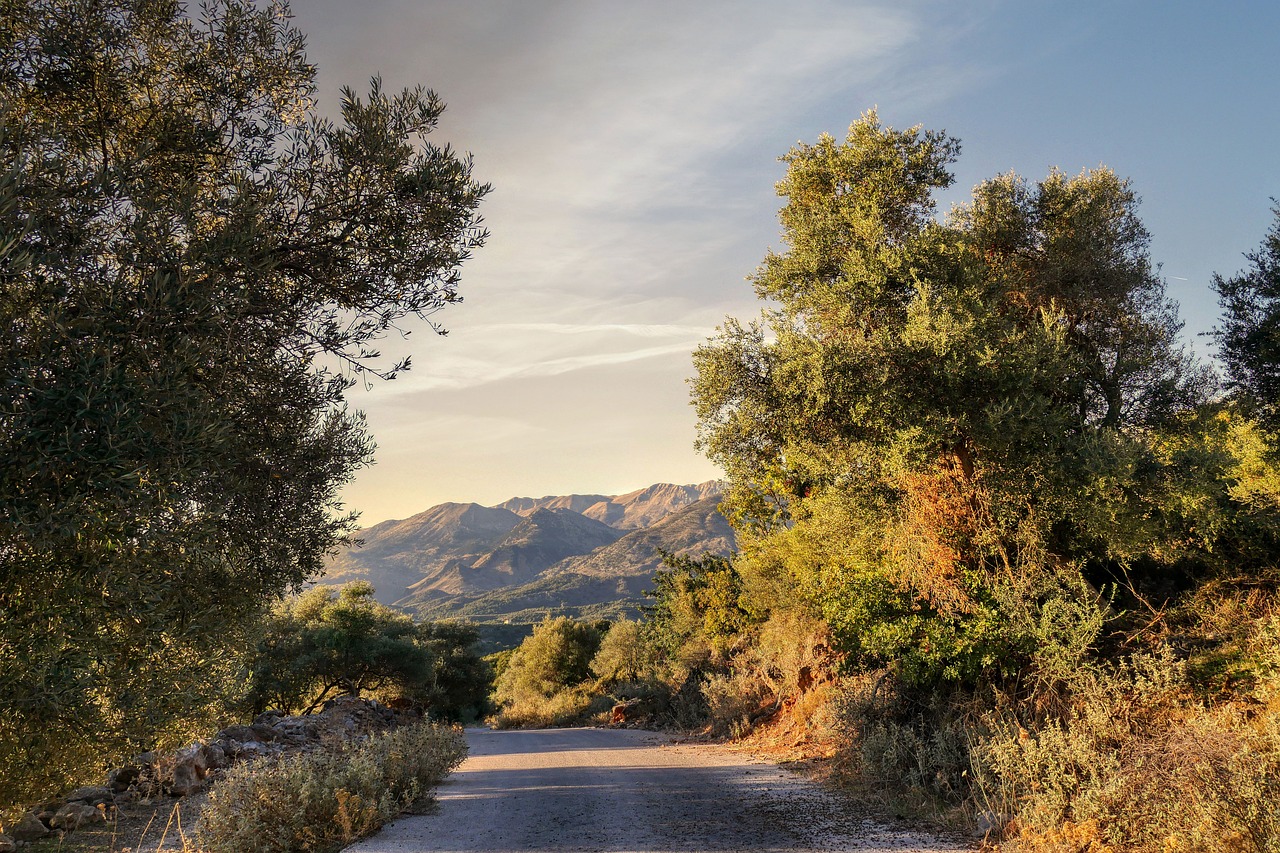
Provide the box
[488,114,1280,851]
[249,582,490,722]
[196,722,467,853]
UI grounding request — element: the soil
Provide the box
[26,793,207,853]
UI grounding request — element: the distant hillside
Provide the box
[322,481,728,615]
[406,508,622,598]
[323,502,520,604]
[410,496,736,623]
[553,496,734,578]
[496,493,612,517]
[496,481,720,529]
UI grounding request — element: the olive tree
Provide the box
[0,0,487,807]
[248,583,490,721]
[692,112,1219,685]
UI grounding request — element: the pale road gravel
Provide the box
[347,727,974,853]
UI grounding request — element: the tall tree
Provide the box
[0,0,488,806]
[1214,207,1280,428]
[692,112,1212,684]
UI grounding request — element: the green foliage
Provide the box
[1215,207,1280,429]
[590,619,658,686]
[683,116,1280,846]
[249,583,490,721]
[690,111,1246,689]
[646,551,752,673]
[488,616,620,728]
[978,648,1280,852]
[196,721,467,853]
[0,0,487,807]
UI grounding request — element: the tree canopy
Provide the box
[0,0,487,806]
[691,112,1272,685]
[1215,207,1280,428]
[248,583,490,720]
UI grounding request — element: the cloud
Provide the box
[487,322,713,338]
[290,1,964,518]
[391,339,703,393]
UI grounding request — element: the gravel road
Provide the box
[348,727,972,853]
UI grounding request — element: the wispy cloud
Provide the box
[488,322,713,338]
[294,1,964,519]
[391,338,704,393]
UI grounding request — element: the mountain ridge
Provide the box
[322,481,730,617]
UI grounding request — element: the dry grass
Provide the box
[194,722,466,853]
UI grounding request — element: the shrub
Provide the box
[489,686,614,729]
[489,617,605,727]
[247,584,490,721]
[195,722,466,853]
[831,671,980,821]
[591,620,659,686]
[981,648,1280,852]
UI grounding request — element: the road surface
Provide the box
[348,727,971,853]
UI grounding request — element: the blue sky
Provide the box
[286,0,1280,524]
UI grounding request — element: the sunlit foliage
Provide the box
[248,583,490,720]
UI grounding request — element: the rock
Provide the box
[50,803,103,831]
[201,742,226,770]
[112,790,139,807]
[160,744,210,796]
[0,834,15,853]
[253,709,285,726]
[65,786,113,806]
[248,723,278,742]
[166,762,204,796]
[180,743,210,773]
[6,815,48,843]
[609,697,663,726]
[107,765,142,792]
[233,740,265,758]
[216,724,257,743]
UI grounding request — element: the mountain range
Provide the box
[323,481,732,623]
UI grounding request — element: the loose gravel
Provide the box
[347,727,974,853]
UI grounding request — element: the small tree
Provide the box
[249,583,490,721]
[645,552,750,674]
[492,617,604,707]
[590,620,657,686]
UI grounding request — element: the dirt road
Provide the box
[348,727,971,853]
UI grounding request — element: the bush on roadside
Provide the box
[980,633,1280,851]
[488,616,609,727]
[490,685,615,729]
[195,722,466,853]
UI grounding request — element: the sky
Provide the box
[285,0,1280,525]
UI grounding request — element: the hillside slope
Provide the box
[407,508,623,598]
[323,502,520,604]
[412,497,736,622]
[323,482,728,616]
[496,481,720,529]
